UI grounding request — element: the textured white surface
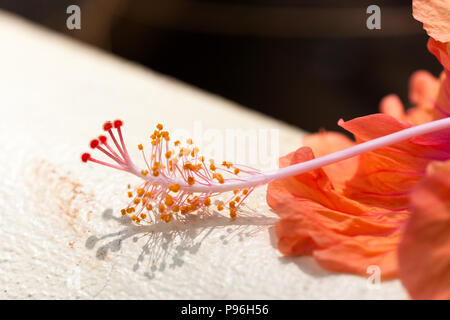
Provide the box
[0,11,408,299]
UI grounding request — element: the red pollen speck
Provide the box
[103,121,113,131]
[81,153,91,162]
[98,135,107,144]
[113,119,123,128]
[90,139,99,149]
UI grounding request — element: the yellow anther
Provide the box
[187,176,195,185]
[156,123,163,130]
[180,206,189,214]
[229,201,236,209]
[131,215,138,221]
[168,184,181,192]
[136,188,145,197]
[141,169,149,176]
[128,191,133,198]
[233,189,239,195]
[234,168,240,175]
[174,140,181,146]
[188,196,199,205]
[133,198,140,205]
[165,195,174,207]
[222,161,233,168]
[140,213,147,219]
[186,138,193,145]
[190,147,199,157]
[138,144,143,150]
[160,213,172,223]
[165,151,172,159]
[235,196,241,202]
[146,204,153,211]
[229,208,237,219]
[159,205,166,213]
[213,173,224,184]
[161,131,169,141]
[121,209,126,215]
[217,204,224,211]
[204,198,211,206]
[243,189,249,195]
[145,191,154,198]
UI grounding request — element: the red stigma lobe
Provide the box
[98,135,107,144]
[81,153,91,162]
[90,139,99,149]
[113,119,123,128]
[103,121,113,131]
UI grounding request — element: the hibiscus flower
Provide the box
[267,0,450,298]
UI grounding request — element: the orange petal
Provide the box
[398,160,450,299]
[428,38,450,73]
[413,0,450,43]
[302,131,357,187]
[267,113,450,279]
[268,1,450,284]
[435,69,450,118]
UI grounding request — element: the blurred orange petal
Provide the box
[398,160,450,299]
[427,39,450,119]
[380,70,439,122]
[409,70,440,106]
[380,94,406,120]
[381,70,443,124]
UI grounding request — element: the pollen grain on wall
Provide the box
[25,158,95,236]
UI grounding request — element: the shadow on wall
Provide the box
[86,207,278,279]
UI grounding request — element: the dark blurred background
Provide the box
[0,0,442,132]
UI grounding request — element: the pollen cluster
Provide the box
[122,123,254,225]
[82,120,258,225]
